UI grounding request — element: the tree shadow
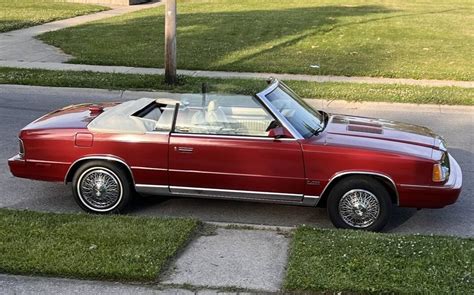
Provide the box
[42,4,399,75]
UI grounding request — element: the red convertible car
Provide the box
[8,79,462,231]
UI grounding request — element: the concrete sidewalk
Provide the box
[1,60,473,88]
[162,228,289,292]
[0,226,290,294]
[0,1,162,63]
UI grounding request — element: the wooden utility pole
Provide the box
[165,0,177,84]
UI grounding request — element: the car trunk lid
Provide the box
[22,102,119,131]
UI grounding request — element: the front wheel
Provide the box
[72,161,133,214]
[327,176,392,232]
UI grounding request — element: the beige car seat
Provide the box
[155,107,175,131]
[206,100,228,124]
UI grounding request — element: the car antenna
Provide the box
[201,82,208,108]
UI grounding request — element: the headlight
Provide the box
[432,152,450,182]
[18,138,25,158]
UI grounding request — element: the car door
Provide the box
[168,94,305,202]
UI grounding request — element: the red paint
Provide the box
[75,133,93,147]
[88,105,104,115]
[169,134,305,195]
[8,101,462,210]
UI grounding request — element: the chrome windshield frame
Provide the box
[255,80,304,140]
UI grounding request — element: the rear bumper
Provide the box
[398,154,463,208]
[8,154,69,182]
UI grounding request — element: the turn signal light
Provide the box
[432,164,443,182]
[433,152,450,182]
[433,163,450,182]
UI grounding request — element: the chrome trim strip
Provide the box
[171,132,297,141]
[64,155,135,185]
[302,195,321,206]
[256,80,304,140]
[131,166,167,171]
[170,186,302,197]
[145,131,170,135]
[176,194,307,206]
[135,184,170,195]
[28,159,70,165]
[136,184,169,188]
[9,154,26,163]
[399,184,452,190]
[171,185,303,203]
[134,185,320,206]
[320,171,400,205]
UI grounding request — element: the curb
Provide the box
[0,61,472,88]
[1,84,473,113]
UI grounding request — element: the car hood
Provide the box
[23,102,119,131]
[322,114,445,155]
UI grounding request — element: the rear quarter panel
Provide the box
[19,129,169,185]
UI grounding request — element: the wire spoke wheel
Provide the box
[338,189,380,228]
[78,168,123,211]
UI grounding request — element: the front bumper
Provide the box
[8,154,27,178]
[398,154,463,208]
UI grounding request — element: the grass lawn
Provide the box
[0,209,472,292]
[1,67,473,105]
[39,0,474,81]
[285,226,474,294]
[0,209,198,281]
[0,0,107,33]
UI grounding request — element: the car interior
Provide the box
[87,96,275,137]
[172,98,273,136]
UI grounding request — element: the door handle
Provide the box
[175,146,194,153]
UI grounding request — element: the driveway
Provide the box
[0,85,472,237]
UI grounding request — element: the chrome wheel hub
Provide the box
[338,189,380,228]
[79,168,122,210]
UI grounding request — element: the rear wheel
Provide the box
[72,161,133,214]
[327,176,392,232]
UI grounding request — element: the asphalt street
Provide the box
[0,85,472,237]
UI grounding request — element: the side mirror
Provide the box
[268,126,286,139]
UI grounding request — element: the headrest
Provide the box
[208,100,218,112]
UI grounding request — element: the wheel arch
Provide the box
[64,155,135,185]
[319,171,399,206]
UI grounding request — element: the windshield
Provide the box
[265,83,324,138]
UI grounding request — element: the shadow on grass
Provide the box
[40,4,398,75]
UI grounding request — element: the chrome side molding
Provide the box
[134,184,320,207]
[170,185,302,202]
[302,195,321,206]
[170,132,297,141]
[135,184,171,195]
